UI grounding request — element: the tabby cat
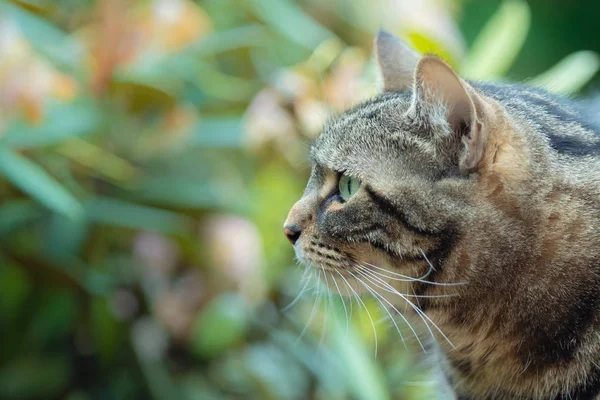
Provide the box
[283,31,600,399]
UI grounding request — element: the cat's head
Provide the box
[283,31,523,300]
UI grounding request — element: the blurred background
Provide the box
[1,0,599,399]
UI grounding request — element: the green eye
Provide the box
[338,174,361,201]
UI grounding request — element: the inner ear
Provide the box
[412,56,486,171]
[414,56,474,133]
[374,30,420,92]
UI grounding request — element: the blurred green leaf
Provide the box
[0,146,83,219]
[192,25,271,57]
[85,197,191,235]
[0,200,44,235]
[190,118,243,148]
[191,293,249,357]
[530,51,600,95]
[131,318,182,400]
[0,261,32,321]
[180,373,224,400]
[27,290,79,343]
[248,0,335,51]
[270,329,348,399]
[43,212,89,256]
[56,137,139,184]
[0,0,83,70]
[0,355,70,399]
[252,161,305,282]
[131,177,229,210]
[90,296,123,361]
[461,0,531,80]
[330,319,390,400]
[243,344,308,400]
[195,62,261,102]
[1,100,101,149]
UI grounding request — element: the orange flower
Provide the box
[0,19,77,129]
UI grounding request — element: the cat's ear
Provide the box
[374,30,420,92]
[410,56,486,171]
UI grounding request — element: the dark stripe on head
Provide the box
[364,186,459,307]
[472,81,600,156]
[545,133,600,156]
[364,186,438,237]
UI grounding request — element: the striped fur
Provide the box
[284,32,600,399]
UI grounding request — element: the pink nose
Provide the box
[283,225,301,245]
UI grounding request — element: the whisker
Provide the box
[355,265,458,299]
[356,267,434,352]
[329,270,350,336]
[318,270,330,354]
[358,259,468,287]
[350,269,410,351]
[281,269,314,312]
[356,265,446,348]
[335,269,378,356]
[349,267,425,352]
[352,263,455,350]
[348,271,427,354]
[295,273,323,345]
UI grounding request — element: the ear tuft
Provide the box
[412,56,487,172]
[374,30,420,92]
[414,56,474,132]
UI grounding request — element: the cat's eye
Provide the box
[338,174,361,202]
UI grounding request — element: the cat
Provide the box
[283,30,600,400]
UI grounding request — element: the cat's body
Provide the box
[284,31,600,399]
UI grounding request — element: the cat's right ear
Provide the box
[374,30,421,92]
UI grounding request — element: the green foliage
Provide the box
[0,0,597,399]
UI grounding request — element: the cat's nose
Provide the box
[283,225,301,245]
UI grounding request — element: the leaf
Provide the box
[530,51,600,95]
[0,0,83,71]
[192,25,271,57]
[405,31,458,68]
[27,290,79,343]
[191,293,249,357]
[461,0,531,80]
[190,118,244,148]
[132,178,231,210]
[114,26,271,98]
[0,355,70,399]
[270,329,348,399]
[0,261,32,321]
[90,297,123,362]
[42,212,89,256]
[248,0,335,50]
[84,197,191,235]
[131,319,182,400]
[329,318,390,400]
[0,200,44,235]
[0,146,83,219]
[1,100,101,149]
[56,137,139,184]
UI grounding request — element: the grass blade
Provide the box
[0,147,83,219]
[461,0,530,80]
[530,51,600,95]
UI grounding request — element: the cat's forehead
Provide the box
[309,92,416,175]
